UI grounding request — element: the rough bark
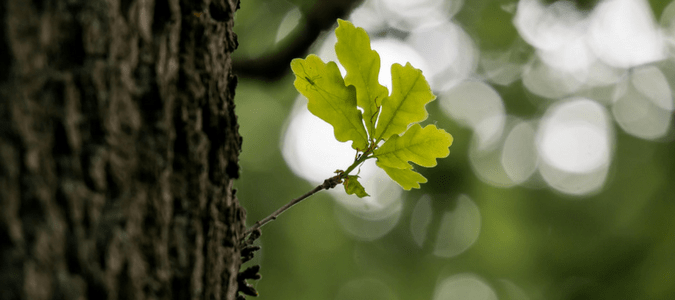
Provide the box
[0,0,245,299]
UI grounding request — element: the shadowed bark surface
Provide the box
[0,0,246,299]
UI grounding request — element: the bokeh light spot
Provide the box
[501,121,539,184]
[468,117,526,188]
[333,161,403,241]
[371,38,429,91]
[410,195,432,247]
[433,273,497,300]
[514,0,588,51]
[588,0,665,68]
[281,100,356,183]
[275,7,302,43]
[375,0,462,31]
[439,81,505,150]
[406,21,478,91]
[612,65,674,140]
[538,98,611,173]
[433,195,481,258]
[522,57,585,98]
[536,98,613,195]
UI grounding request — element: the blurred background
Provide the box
[232,0,675,299]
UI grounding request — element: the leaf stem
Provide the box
[242,144,376,239]
[342,149,373,176]
[243,175,343,237]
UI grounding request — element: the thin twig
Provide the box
[243,175,342,237]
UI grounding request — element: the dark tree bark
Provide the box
[0,0,246,299]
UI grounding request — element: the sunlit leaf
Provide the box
[291,20,453,194]
[374,124,453,169]
[344,175,369,198]
[335,19,389,136]
[291,55,369,150]
[376,162,428,190]
[375,63,436,141]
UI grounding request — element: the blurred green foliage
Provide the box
[233,0,675,299]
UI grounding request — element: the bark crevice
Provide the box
[0,0,244,299]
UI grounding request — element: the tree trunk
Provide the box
[0,0,246,299]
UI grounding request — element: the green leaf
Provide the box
[374,124,453,169]
[335,19,389,136]
[376,163,428,190]
[291,55,369,150]
[290,20,453,193]
[344,175,369,197]
[374,63,436,141]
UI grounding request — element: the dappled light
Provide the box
[537,98,614,195]
[439,81,506,151]
[334,191,403,241]
[433,273,498,300]
[501,121,539,184]
[331,161,404,241]
[282,0,671,196]
[410,195,433,247]
[282,100,404,241]
[317,34,430,91]
[515,0,589,52]
[281,100,357,183]
[406,21,478,91]
[588,0,665,68]
[374,0,463,31]
[537,98,612,194]
[522,56,589,98]
[233,0,675,298]
[537,98,612,173]
[468,117,524,188]
[371,39,430,91]
[432,195,481,258]
[410,194,482,258]
[275,7,302,43]
[612,65,674,139]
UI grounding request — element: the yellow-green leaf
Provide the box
[376,162,428,190]
[375,63,436,141]
[291,55,369,150]
[374,124,453,169]
[290,20,453,193]
[344,175,369,197]
[335,19,389,136]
